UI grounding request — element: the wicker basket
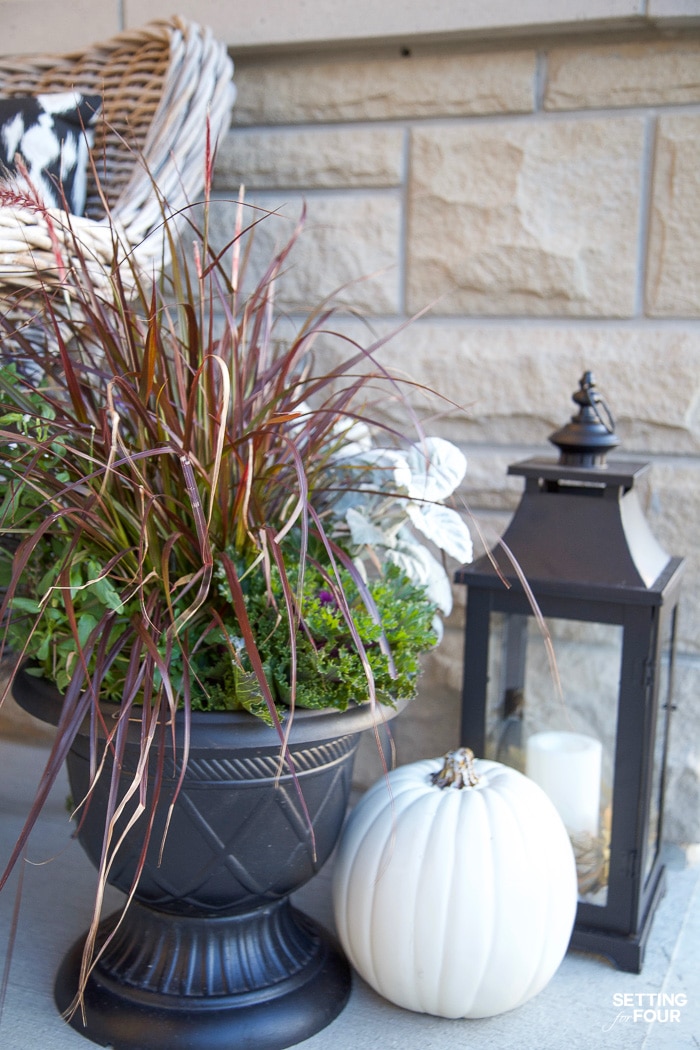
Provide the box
[0,16,235,296]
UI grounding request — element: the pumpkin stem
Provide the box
[431,748,480,790]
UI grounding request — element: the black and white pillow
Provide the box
[0,92,102,215]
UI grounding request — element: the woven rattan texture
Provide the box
[0,23,173,218]
[0,17,235,297]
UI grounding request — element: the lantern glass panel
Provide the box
[645,609,677,885]
[483,610,622,907]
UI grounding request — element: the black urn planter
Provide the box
[14,671,396,1050]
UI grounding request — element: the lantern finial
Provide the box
[549,371,619,468]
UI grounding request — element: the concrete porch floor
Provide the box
[0,739,698,1050]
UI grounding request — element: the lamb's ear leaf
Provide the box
[405,437,467,502]
[345,507,393,548]
[406,502,473,564]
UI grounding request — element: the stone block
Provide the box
[647,114,700,317]
[331,322,700,454]
[208,192,402,315]
[665,659,700,845]
[641,460,700,654]
[419,624,466,697]
[546,39,700,110]
[215,127,405,191]
[457,449,525,513]
[407,117,645,316]
[2,0,119,53]
[124,0,700,52]
[231,48,536,126]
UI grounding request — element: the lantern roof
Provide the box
[457,373,675,597]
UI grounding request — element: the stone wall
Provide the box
[214,32,700,845]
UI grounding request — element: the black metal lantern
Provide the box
[456,372,684,973]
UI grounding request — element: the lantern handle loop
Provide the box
[581,372,616,435]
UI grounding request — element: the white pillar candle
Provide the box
[526,731,602,838]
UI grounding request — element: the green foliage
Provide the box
[202,557,438,719]
[0,155,470,1019]
[0,203,451,721]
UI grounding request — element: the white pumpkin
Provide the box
[332,748,577,1019]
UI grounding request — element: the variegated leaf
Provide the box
[406,502,473,563]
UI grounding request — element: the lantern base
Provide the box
[569,865,666,973]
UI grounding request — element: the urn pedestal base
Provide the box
[12,671,402,1050]
[55,898,351,1050]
